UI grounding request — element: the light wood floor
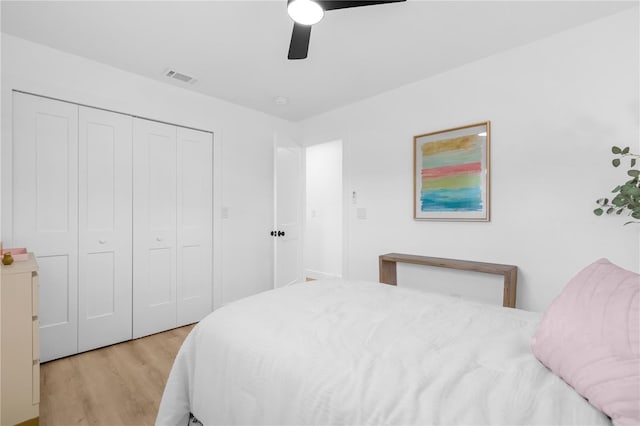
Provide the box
[40,324,195,426]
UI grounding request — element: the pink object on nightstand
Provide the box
[1,248,28,262]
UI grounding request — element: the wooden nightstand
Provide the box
[1,253,39,426]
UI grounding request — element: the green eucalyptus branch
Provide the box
[594,146,640,225]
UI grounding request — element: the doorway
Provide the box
[304,140,343,281]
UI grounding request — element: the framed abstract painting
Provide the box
[413,122,490,221]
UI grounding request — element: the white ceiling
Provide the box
[1,1,635,121]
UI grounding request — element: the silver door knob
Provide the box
[98,239,107,244]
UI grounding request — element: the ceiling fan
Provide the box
[287,0,406,60]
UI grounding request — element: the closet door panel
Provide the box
[78,107,133,352]
[177,128,213,326]
[12,92,79,362]
[133,118,177,338]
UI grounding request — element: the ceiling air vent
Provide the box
[164,69,197,84]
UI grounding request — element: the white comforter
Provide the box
[157,280,611,426]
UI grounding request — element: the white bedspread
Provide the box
[157,280,611,426]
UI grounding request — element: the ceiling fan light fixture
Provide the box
[287,0,324,25]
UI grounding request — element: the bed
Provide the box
[156,254,639,426]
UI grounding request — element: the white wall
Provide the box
[3,8,638,313]
[299,8,640,312]
[1,34,297,307]
[304,140,343,279]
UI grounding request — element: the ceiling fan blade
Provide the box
[318,0,405,11]
[288,22,312,60]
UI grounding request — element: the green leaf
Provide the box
[622,147,630,154]
[628,187,640,197]
[628,170,640,177]
[613,158,621,167]
[632,159,637,168]
[594,208,604,216]
[613,196,626,207]
[616,208,625,215]
[632,211,640,219]
[613,193,625,201]
[612,185,622,193]
[612,146,622,154]
[606,207,615,214]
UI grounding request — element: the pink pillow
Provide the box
[531,258,640,425]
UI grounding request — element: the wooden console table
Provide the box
[378,253,518,308]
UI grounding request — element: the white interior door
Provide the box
[133,118,177,338]
[273,133,303,288]
[176,127,213,326]
[78,106,133,352]
[12,92,79,362]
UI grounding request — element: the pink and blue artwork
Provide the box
[414,122,490,221]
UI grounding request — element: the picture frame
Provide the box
[413,121,490,221]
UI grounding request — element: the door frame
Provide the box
[302,139,348,281]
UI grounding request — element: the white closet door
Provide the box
[78,107,133,352]
[12,92,79,362]
[133,118,178,338]
[176,128,213,326]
